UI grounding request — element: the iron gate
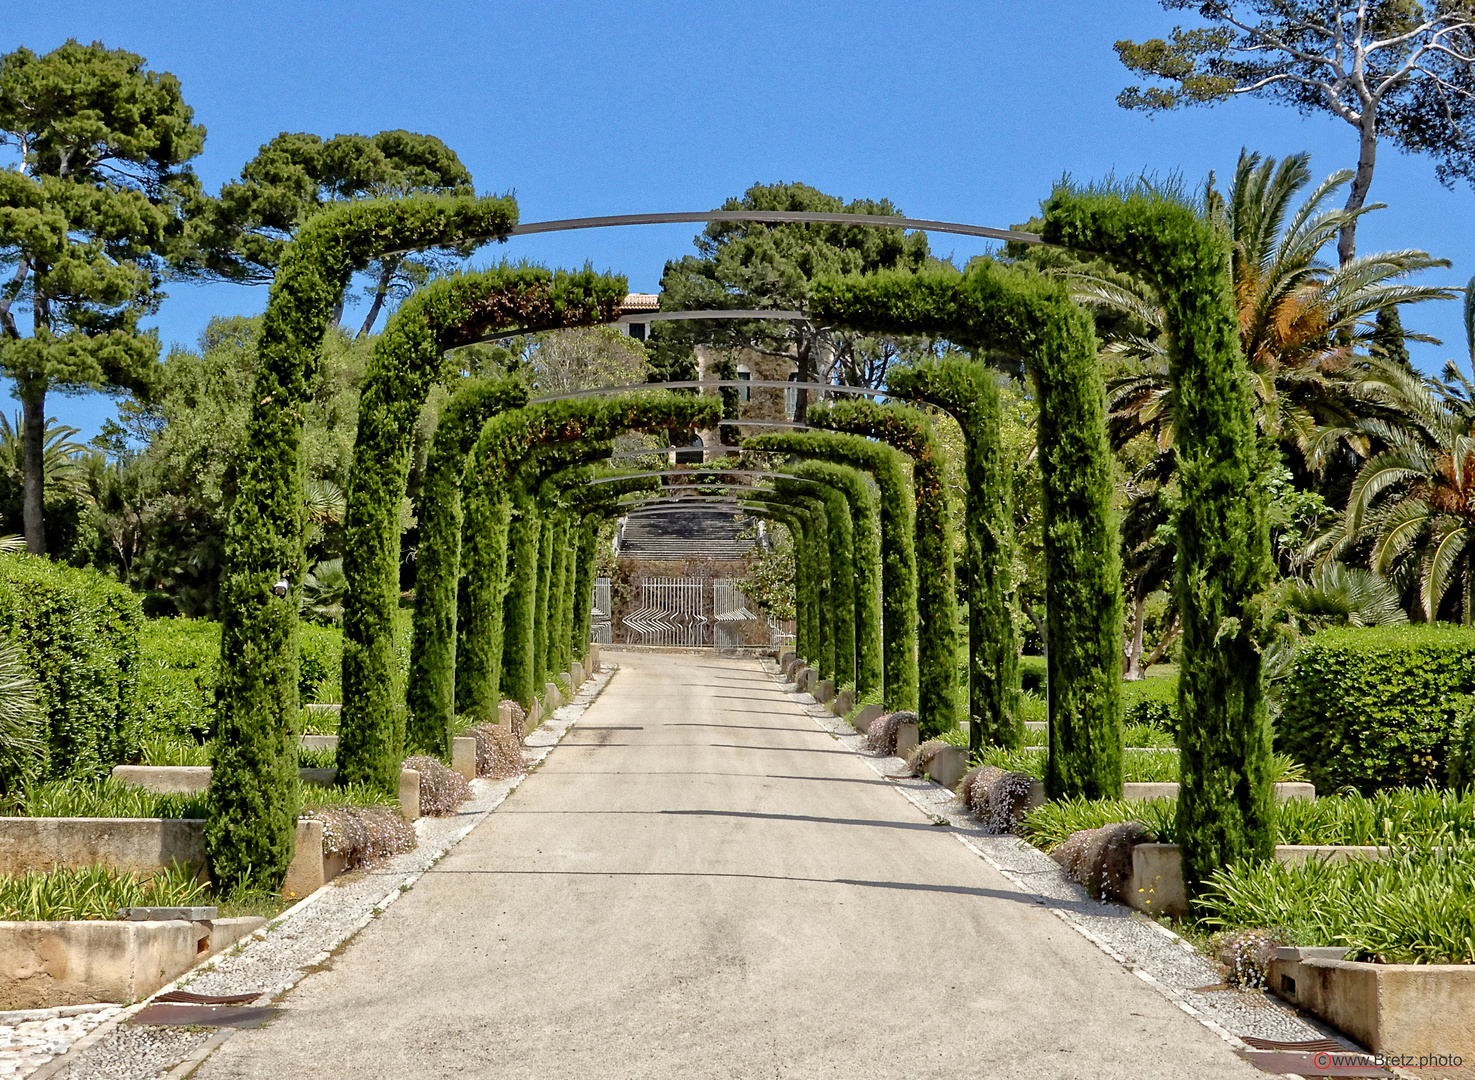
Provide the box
[713,579,760,649]
[620,577,709,646]
[590,578,613,644]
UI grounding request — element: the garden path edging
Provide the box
[11,664,617,1080]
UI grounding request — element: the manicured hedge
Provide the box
[1279,626,1475,793]
[1122,674,1179,730]
[1043,185,1272,899]
[0,555,142,782]
[212,193,521,893]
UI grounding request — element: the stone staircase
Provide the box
[619,508,755,560]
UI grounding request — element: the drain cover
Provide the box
[129,1004,278,1029]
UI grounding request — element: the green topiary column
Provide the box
[745,432,917,710]
[211,194,521,891]
[808,400,958,739]
[338,264,626,790]
[811,261,1122,797]
[454,479,512,723]
[407,377,528,757]
[1042,186,1273,895]
[533,506,556,687]
[886,360,1019,753]
[777,479,853,687]
[789,462,882,699]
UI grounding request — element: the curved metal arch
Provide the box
[589,468,810,486]
[507,210,1043,246]
[531,379,885,405]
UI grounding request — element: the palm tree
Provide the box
[1320,284,1475,622]
[1070,150,1455,471]
[0,414,90,500]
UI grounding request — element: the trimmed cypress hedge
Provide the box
[212,194,521,892]
[1279,626,1475,794]
[454,479,512,722]
[407,377,529,757]
[1042,185,1273,897]
[459,392,723,707]
[340,266,626,789]
[810,261,1122,796]
[745,431,917,711]
[788,461,880,696]
[808,399,958,740]
[886,359,1019,753]
[0,556,143,782]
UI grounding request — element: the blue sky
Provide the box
[10,0,1475,438]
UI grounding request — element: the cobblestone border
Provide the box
[13,665,617,1080]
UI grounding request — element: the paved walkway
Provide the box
[195,653,1262,1079]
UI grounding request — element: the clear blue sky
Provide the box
[11,0,1475,438]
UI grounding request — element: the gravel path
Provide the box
[22,666,616,1080]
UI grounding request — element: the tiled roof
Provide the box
[620,293,661,313]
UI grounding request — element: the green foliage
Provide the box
[1198,847,1475,964]
[0,39,204,552]
[972,744,1179,784]
[298,779,398,811]
[742,522,796,622]
[1042,184,1273,899]
[810,399,958,738]
[745,430,917,710]
[339,265,626,789]
[811,259,1123,796]
[210,192,520,893]
[1022,795,1179,852]
[0,637,40,795]
[1449,695,1475,791]
[407,377,527,756]
[888,359,1019,753]
[12,776,208,819]
[788,462,882,698]
[1278,625,1475,793]
[0,863,208,921]
[138,734,209,766]
[0,554,142,781]
[1122,674,1179,730]
[1019,655,1046,693]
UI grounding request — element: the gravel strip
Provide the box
[769,661,1349,1054]
[0,1010,121,1079]
[24,666,617,1080]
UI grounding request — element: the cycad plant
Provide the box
[1323,285,1475,621]
[1070,150,1453,470]
[0,637,41,798]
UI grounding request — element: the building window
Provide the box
[675,434,704,465]
[736,366,751,403]
[785,372,800,419]
[627,321,647,342]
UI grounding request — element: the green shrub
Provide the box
[0,863,208,921]
[1198,847,1475,963]
[11,777,208,819]
[1278,625,1475,793]
[973,745,1178,783]
[139,734,210,766]
[1122,675,1178,730]
[1019,656,1046,694]
[1449,695,1475,791]
[0,555,143,781]
[299,780,398,811]
[1022,795,1178,851]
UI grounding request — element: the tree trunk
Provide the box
[1338,112,1379,266]
[20,382,45,555]
[356,261,397,338]
[1143,613,1179,668]
[1022,598,1047,686]
[1124,588,1146,680]
[794,334,813,423]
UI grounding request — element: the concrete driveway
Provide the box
[194,651,1262,1079]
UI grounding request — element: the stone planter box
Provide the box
[300,734,338,752]
[1121,781,1315,802]
[798,669,818,695]
[588,642,601,674]
[851,704,883,735]
[544,682,563,711]
[0,817,333,899]
[1267,947,1475,1053]
[1128,843,1387,919]
[778,650,796,671]
[893,721,919,761]
[112,765,422,820]
[918,744,969,791]
[571,660,586,687]
[816,679,835,703]
[0,915,267,1009]
[451,737,476,782]
[831,689,855,717]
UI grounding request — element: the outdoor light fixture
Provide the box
[272,578,290,598]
